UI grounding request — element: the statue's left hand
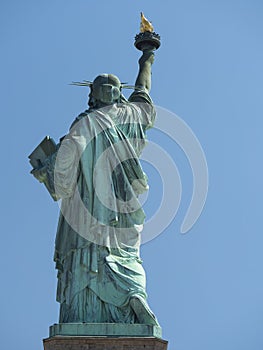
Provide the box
[31,166,47,183]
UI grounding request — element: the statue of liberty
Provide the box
[30,15,161,327]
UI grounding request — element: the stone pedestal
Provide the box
[43,336,168,350]
[43,323,168,350]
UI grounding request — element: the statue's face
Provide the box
[92,74,121,106]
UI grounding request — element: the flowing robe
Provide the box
[45,91,158,324]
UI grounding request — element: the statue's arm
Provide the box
[134,49,155,93]
[127,49,156,130]
[126,47,156,130]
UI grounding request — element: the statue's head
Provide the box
[90,74,121,106]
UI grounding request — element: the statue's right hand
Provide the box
[31,166,47,183]
[139,50,155,66]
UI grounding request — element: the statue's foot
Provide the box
[130,297,160,326]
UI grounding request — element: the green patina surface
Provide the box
[31,17,161,330]
[50,323,162,338]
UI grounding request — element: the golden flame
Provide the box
[140,12,154,33]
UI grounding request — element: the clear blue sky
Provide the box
[1,1,263,349]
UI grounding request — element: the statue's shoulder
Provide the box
[70,110,92,130]
[128,89,153,105]
[76,110,90,121]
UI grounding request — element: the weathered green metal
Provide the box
[30,15,161,330]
